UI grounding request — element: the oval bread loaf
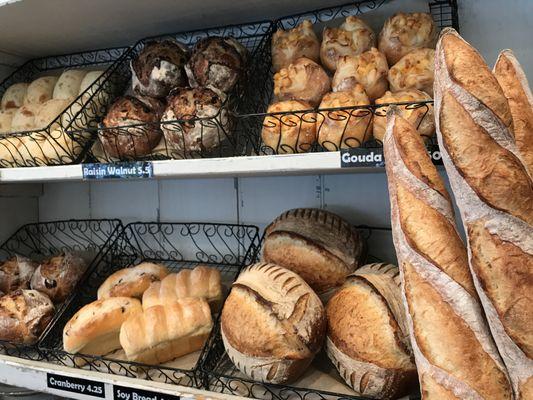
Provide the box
[221,262,326,384]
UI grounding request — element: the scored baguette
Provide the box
[384,108,513,399]
[434,28,532,399]
[493,49,533,176]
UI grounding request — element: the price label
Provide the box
[47,373,105,398]
[82,161,154,180]
[113,385,180,400]
[340,146,442,168]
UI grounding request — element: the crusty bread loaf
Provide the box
[262,208,365,293]
[0,289,54,344]
[63,297,141,355]
[97,262,169,300]
[326,263,416,399]
[493,49,533,176]
[385,107,514,399]
[221,262,326,384]
[142,265,221,311]
[434,28,532,399]
[119,297,212,365]
[0,255,37,294]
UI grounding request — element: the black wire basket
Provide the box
[0,219,123,360]
[39,221,261,388]
[0,48,131,168]
[84,20,274,162]
[200,225,424,400]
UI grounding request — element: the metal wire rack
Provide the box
[0,219,123,360]
[0,48,131,168]
[39,221,261,388]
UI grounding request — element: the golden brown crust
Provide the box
[519,376,533,399]
[468,219,533,358]
[388,48,435,96]
[421,374,461,399]
[440,91,533,225]
[271,20,320,72]
[403,261,513,400]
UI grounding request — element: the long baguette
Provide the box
[434,28,533,399]
[384,108,512,399]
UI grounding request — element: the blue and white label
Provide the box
[82,162,153,180]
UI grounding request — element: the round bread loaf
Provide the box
[373,89,434,142]
[30,252,86,303]
[0,289,54,344]
[388,48,435,96]
[131,39,189,98]
[185,36,247,93]
[34,98,71,130]
[0,109,15,134]
[53,70,87,100]
[262,208,366,293]
[317,86,372,151]
[0,255,37,294]
[24,76,58,105]
[97,262,169,300]
[271,20,320,72]
[101,95,164,159]
[332,48,389,101]
[378,12,437,66]
[161,86,231,156]
[1,83,29,109]
[261,100,316,154]
[274,57,330,107]
[11,104,39,132]
[326,263,416,399]
[221,262,326,384]
[320,16,376,71]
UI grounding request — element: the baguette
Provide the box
[434,28,533,399]
[493,49,533,176]
[384,109,512,399]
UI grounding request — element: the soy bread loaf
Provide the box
[384,108,513,399]
[262,208,365,294]
[142,265,222,311]
[434,28,532,399]
[97,262,169,299]
[119,297,212,365]
[326,263,416,400]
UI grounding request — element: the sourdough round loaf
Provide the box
[221,262,326,384]
[0,255,37,294]
[262,208,366,293]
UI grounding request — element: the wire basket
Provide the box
[84,20,273,162]
[0,219,123,360]
[39,221,261,388]
[0,47,131,168]
[200,225,424,400]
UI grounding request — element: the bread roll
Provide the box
[373,89,434,142]
[320,16,376,71]
[63,297,141,355]
[0,289,54,344]
[262,208,365,293]
[332,48,389,101]
[0,255,37,294]
[326,263,416,399]
[53,70,87,100]
[378,12,437,65]
[261,100,316,154]
[386,109,514,400]
[271,20,320,72]
[33,99,70,130]
[317,86,372,150]
[1,83,29,109]
[434,28,532,399]
[119,297,212,365]
[221,262,326,384]
[97,262,169,300]
[142,265,222,311]
[388,48,435,96]
[493,49,533,176]
[30,252,86,303]
[273,57,330,107]
[24,76,58,105]
[11,104,39,132]
[0,109,15,134]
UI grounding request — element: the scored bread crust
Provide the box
[384,108,513,399]
[263,208,365,293]
[221,262,326,384]
[434,28,532,398]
